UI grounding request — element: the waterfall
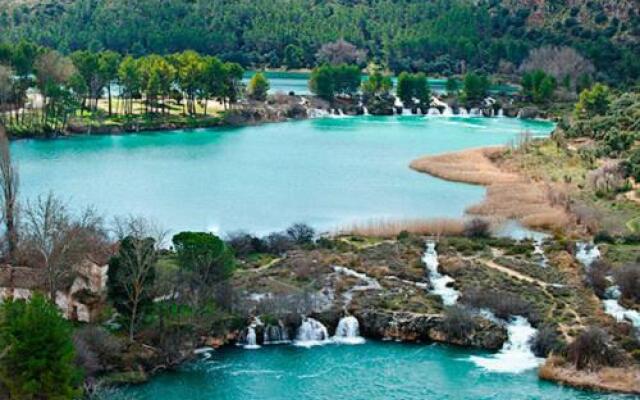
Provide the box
[469,108,481,117]
[338,109,345,116]
[533,239,548,267]
[458,107,469,117]
[469,316,542,373]
[402,108,411,115]
[427,107,441,116]
[333,316,365,344]
[416,107,423,115]
[574,243,639,334]
[423,240,459,306]
[575,242,601,268]
[263,321,291,345]
[497,108,504,117]
[294,317,330,347]
[362,106,369,116]
[308,108,330,119]
[442,105,453,116]
[243,326,261,349]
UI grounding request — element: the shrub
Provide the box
[566,327,621,370]
[463,218,491,239]
[73,326,123,378]
[265,232,295,254]
[461,288,537,322]
[614,264,640,303]
[441,306,476,340]
[593,230,615,244]
[585,260,611,299]
[225,231,265,257]
[531,324,563,357]
[286,223,315,245]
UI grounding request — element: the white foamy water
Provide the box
[575,242,600,268]
[332,316,365,345]
[294,318,330,347]
[469,316,542,373]
[603,299,640,329]
[423,240,459,305]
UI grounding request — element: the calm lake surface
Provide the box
[13,115,552,235]
[107,341,631,400]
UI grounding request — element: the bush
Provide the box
[593,230,615,244]
[585,260,611,299]
[286,223,315,245]
[463,218,491,239]
[614,264,640,303]
[265,232,295,255]
[566,327,621,370]
[225,231,265,257]
[461,288,537,322]
[441,306,476,341]
[531,325,563,357]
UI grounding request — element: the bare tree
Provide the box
[108,215,164,341]
[316,39,367,66]
[21,193,108,299]
[0,126,18,261]
[519,46,595,89]
[0,65,14,125]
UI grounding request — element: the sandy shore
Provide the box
[410,146,571,231]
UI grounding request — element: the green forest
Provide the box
[1,0,639,85]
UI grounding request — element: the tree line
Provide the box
[1,0,638,85]
[0,43,246,134]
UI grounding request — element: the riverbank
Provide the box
[409,146,573,233]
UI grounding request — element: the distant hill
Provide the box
[0,0,638,83]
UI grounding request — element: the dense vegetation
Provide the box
[0,0,638,85]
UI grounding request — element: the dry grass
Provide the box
[539,356,640,394]
[336,218,465,238]
[410,147,573,232]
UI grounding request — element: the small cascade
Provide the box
[574,243,639,334]
[416,107,423,115]
[469,316,542,373]
[427,107,441,116]
[402,108,412,115]
[469,108,482,117]
[442,105,453,116]
[332,316,365,345]
[333,266,382,305]
[308,108,330,119]
[263,321,291,345]
[497,108,505,117]
[422,240,459,306]
[362,106,369,116]
[603,286,640,334]
[532,239,548,268]
[575,242,600,268]
[338,109,345,116]
[295,317,330,347]
[458,107,469,117]
[243,326,260,349]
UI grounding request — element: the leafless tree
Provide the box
[0,126,18,261]
[316,39,367,66]
[0,65,14,124]
[112,214,167,248]
[21,193,108,299]
[519,46,595,89]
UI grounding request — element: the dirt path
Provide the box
[479,258,551,288]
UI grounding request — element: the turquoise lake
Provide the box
[13,115,552,235]
[107,341,631,400]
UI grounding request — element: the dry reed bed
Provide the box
[539,357,640,395]
[410,147,572,231]
[336,218,464,238]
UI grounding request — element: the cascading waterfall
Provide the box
[423,240,459,306]
[442,105,453,116]
[575,242,601,268]
[332,316,365,344]
[338,109,345,116]
[469,316,542,373]
[427,107,441,116]
[243,325,260,349]
[295,317,330,347]
[362,106,369,116]
[402,108,411,115]
[458,107,469,116]
[533,239,548,268]
[469,108,481,117]
[497,108,505,117]
[575,242,639,334]
[263,321,291,345]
